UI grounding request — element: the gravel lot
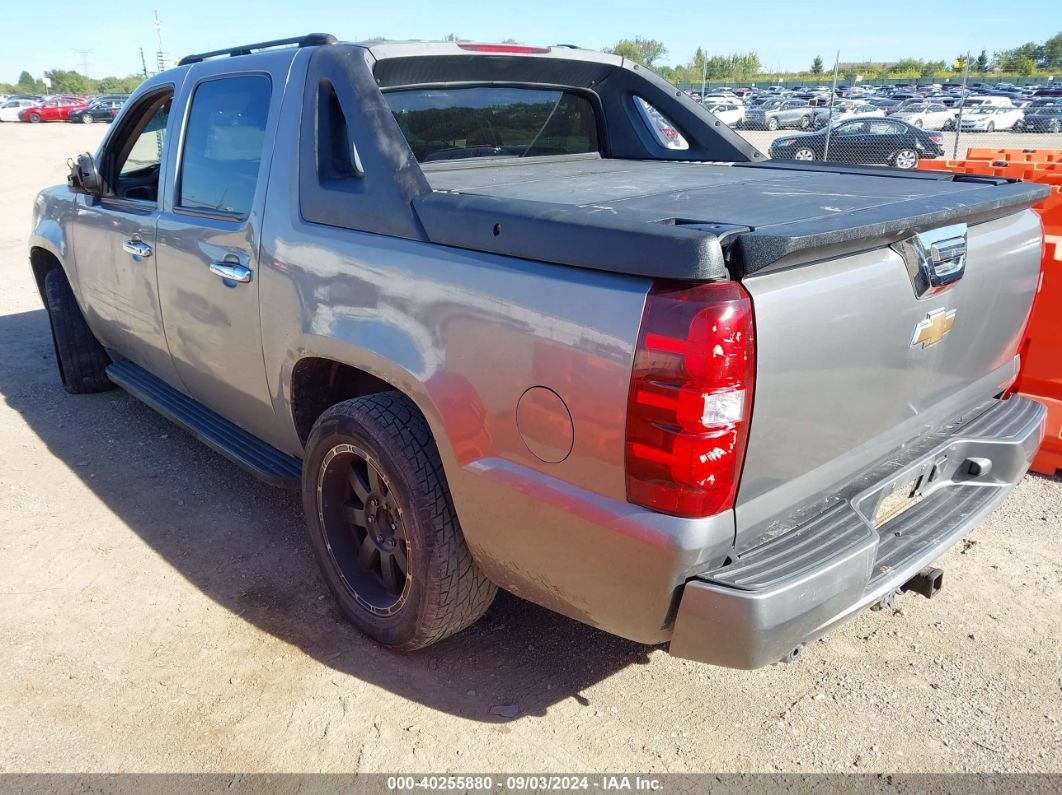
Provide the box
[0,122,1060,775]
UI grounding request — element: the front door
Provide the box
[156,68,278,441]
[72,86,184,387]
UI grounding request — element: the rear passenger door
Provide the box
[156,65,279,441]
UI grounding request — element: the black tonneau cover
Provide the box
[414,155,1048,279]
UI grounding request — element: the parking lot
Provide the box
[737,128,1062,160]
[1,121,1060,775]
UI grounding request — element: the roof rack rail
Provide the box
[177,33,337,66]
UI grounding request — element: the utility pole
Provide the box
[823,50,841,161]
[952,51,971,159]
[700,47,708,98]
[154,10,167,73]
[73,48,92,78]
[140,48,150,79]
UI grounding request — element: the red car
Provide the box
[19,96,88,123]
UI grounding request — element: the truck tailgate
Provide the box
[734,208,1043,552]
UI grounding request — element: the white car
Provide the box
[959,106,1024,132]
[892,102,957,130]
[704,101,745,127]
[0,98,36,122]
[812,102,883,128]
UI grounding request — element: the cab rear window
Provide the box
[384,86,598,163]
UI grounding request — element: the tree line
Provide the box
[1,69,143,96]
[603,32,1062,84]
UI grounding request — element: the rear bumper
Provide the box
[669,396,1045,669]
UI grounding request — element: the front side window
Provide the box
[178,75,271,218]
[385,86,599,163]
[105,90,172,203]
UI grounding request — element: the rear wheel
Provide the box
[1049,120,1061,134]
[892,148,920,169]
[767,116,780,131]
[302,392,496,650]
[27,112,41,123]
[793,147,817,161]
[986,121,995,133]
[43,268,113,394]
[913,119,923,128]
[799,115,812,130]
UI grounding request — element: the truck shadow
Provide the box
[0,308,656,722]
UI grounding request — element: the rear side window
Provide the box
[635,97,689,151]
[178,74,271,218]
[384,86,598,163]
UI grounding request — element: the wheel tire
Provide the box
[82,114,93,124]
[767,116,780,131]
[302,392,497,650]
[986,121,995,133]
[913,119,923,128]
[799,115,811,130]
[28,113,41,123]
[943,119,954,131]
[43,268,113,394]
[892,148,920,170]
[1050,121,1060,134]
[794,147,816,161]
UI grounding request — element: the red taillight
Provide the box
[457,43,551,54]
[625,281,755,518]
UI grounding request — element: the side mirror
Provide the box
[67,152,101,198]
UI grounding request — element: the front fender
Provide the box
[29,185,79,302]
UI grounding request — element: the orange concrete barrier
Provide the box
[919,150,1062,475]
[964,148,1062,164]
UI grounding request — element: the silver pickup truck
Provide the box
[30,36,1048,668]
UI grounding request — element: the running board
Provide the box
[106,361,302,489]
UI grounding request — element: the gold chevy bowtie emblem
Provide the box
[912,308,957,348]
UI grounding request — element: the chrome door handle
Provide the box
[208,262,253,284]
[122,240,152,258]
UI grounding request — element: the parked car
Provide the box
[891,102,957,130]
[962,96,1015,109]
[34,36,1047,670]
[811,102,883,129]
[959,106,1025,132]
[18,96,87,123]
[742,98,813,130]
[0,97,37,122]
[704,100,744,127]
[769,117,944,168]
[1018,105,1062,133]
[68,97,126,124]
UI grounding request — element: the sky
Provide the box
[2,0,1059,82]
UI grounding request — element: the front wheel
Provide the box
[81,114,93,124]
[799,115,812,130]
[1050,120,1061,134]
[913,119,923,128]
[302,392,497,650]
[892,148,920,169]
[793,147,817,161]
[986,121,995,133]
[767,117,780,131]
[43,268,114,394]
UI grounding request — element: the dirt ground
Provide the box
[0,122,1060,775]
